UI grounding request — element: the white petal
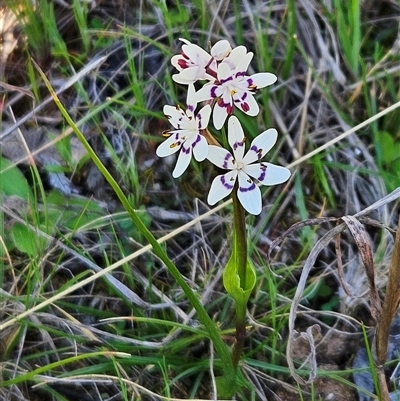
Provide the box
[163,105,187,129]
[234,52,253,77]
[171,54,183,71]
[196,104,212,129]
[237,171,262,215]
[213,103,229,130]
[172,145,192,178]
[207,145,235,169]
[207,170,237,205]
[218,61,234,82]
[195,84,217,103]
[224,46,248,70]
[227,116,245,161]
[250,72,277,88]
[211,40,232,61]
[192,134,208,161]
[232,91,259,116]
[182,42,211,66]
[242,128,278,165]
[156,133,184,157]
[244,163,291,185]
[186,84,197,114]
[178,38,191,45]
[172,67,204,84]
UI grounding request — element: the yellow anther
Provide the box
[170,142,179,149]
[162,130,172,137]
[230,89,237,96]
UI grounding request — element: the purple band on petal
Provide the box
[247,78,257,93]
[187,104,195,112]
[250,145,262,160]
[181,145,190,155]
[233,141,244,152]
[196,113,202,129]
[210,86,219,99]
[258,163,267,180]
[220,75,233,85]
[241,102,250,112]
[221,175,234,190]
[177,117,184,129]
[232,92,250,112]
[239,181,256,192]
[222,153,233,169]
[235,71,245,78]
[192,134,201,148]
[233,92,247,104]
[217,98,231,108]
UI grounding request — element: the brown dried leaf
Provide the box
[0,81,34,98]
[341,215,381,321]
[376,216,400,365]
[335,232,355,297]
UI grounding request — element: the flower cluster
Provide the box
[156,38,291,215]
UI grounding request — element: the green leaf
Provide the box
[223,252,256,307]
[0,156,32,200]
[215,375,237,399]
[10,222,48,256]
[381,131,400,164]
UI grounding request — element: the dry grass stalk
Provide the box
[373,216,400,401]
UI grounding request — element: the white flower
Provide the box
[156,85,211,178]
[195,51,277,130]
[171,38,233,85]
[207,116,291,215]
[171,38,216,84]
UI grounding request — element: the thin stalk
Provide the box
[374,215,400,401]
[231,185,248,368]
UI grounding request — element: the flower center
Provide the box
[235,160,244,170]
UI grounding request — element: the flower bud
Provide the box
[211,40,232,61]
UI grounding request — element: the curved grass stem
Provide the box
[34,60,237,394]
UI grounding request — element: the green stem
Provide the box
[36,63,236,390]
[231,184,248,368]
